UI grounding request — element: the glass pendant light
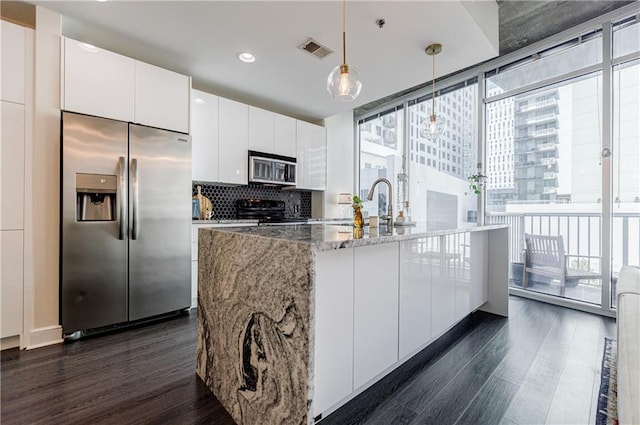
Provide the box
[327,0,362,101]
[420,43,447,140]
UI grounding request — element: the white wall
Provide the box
[324,110,355,218]
[26,7,63,348]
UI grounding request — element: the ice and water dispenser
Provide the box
[76,173,117,221]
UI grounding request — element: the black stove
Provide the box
[236,199,307,224]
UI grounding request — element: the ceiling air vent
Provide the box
[300,38,334,59]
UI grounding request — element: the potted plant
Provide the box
[466,173,487,195]
[352,195,364,228]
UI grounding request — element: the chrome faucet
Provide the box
[366,178,393,231]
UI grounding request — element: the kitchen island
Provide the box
[196,223,509,424]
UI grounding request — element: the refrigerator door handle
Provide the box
[131,158,139,240]
[118,156,127,240]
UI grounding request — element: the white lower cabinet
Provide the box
[430,235,456,338]
[313,248,354,417]
[1,230,23,338]
[470,231,489,311]
[454,233,471,322]
[353,242,399,389]
[312,229,502,418]
[399,238,432,359]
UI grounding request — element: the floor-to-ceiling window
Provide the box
[355,5,638,316]
[406,80,478,231]
[358,107,404,220]
[484,31,605,305]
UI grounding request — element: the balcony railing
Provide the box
[537,142,558,151]
[531,128,558,138]
[486,212,640,280]
[517,99,558,112]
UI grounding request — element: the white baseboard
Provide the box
[1,335,21,350]
[28,325,63,349]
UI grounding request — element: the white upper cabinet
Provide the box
[296,120,327,191]
[273,114,296,158]
[62,37,190,133]
[134,61,190,133]
[63,37,135,123]
[311,124,327,190]
[1,21,26,104]
[296,120,313,190]
[191,90,219,182]
[248,106,274,153]
[218,97,248,184]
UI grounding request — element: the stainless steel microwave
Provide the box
[248,151,296,186]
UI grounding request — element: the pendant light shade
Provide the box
[327,0,362,101]
[420,43,447,140]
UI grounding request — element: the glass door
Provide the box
[611,38,640,307]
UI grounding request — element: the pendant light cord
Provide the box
[342,0,347,65]
[431,52,435,115]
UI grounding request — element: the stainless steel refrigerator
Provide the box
[61,111,191,336]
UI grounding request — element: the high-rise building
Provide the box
[407,85,477,179]
[485,87,561,206]
[513,89,561,201]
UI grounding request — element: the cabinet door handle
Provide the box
[118,156,127,240]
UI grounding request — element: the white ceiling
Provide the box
[34,1,499,122]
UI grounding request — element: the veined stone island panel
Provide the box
[197,229,313,425]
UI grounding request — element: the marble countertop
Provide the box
[204,222,509,251]
[192,218,351,226]
[192,219,259,225]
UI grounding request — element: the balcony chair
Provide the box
[523,233,600,295]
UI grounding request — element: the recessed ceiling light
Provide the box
[96,0,109,2]
[238,53,256,63]
[193,98,205,105]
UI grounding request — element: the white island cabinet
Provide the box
[196,224,509,424]
[314,248,355,416]
[353,243,399,389]
[399,237,433,359]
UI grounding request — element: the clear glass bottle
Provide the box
[404,201,412,223]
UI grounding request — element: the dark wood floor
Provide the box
[1,296,615,425]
